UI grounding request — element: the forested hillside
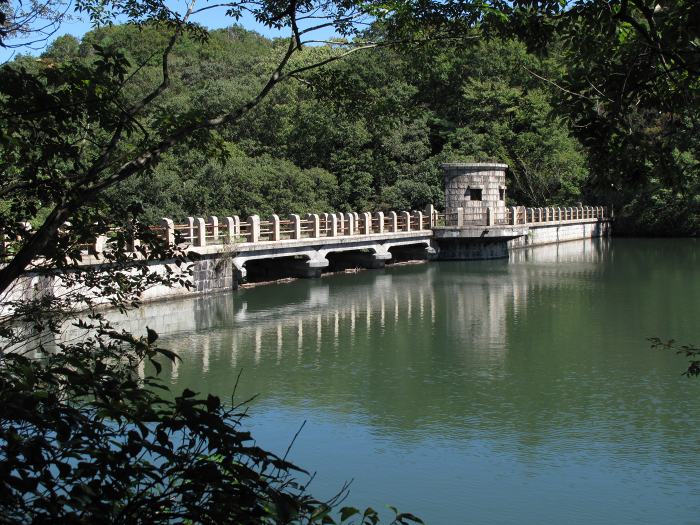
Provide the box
[15,23,700,235]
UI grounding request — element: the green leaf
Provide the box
[340,507,360,521]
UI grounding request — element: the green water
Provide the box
[150,238,699,524]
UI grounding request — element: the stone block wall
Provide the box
[191,256,234,294]
[436,240,508,260]
[442,163,508,221]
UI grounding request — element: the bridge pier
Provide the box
[296,254,330,278]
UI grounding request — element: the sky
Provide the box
[1,0,328,62]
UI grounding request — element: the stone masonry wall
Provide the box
[443,163,507,221]
[1,254,237,316]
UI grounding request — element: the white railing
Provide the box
[1,204,609,259]
[162,209,435,248]
[436,205,609,228]
[505,205,608,226]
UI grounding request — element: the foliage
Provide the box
[16,11,697,231]
[114,147,340,223]
[506,0,700,233]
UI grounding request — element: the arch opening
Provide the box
[387,243,431,264]
[242,255,312,284]
[325,249,382,272]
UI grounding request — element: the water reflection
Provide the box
[97,239,613,372]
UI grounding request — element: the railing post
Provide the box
[425,204,435,228]
[329,214,338,237]
[344,212,355,236]
[307,213,320,238]
[486,207,493,227]
[374,211,384,234]
[538,208,543,222]
[93,234,108,256]
[510,206,517,225]
[413,211,424,230]
[337,213,345,235]
[225,216,240,243]
[353,212,360,233]
[400,211,411,232]
[126,222,140,252]
[289,214,301,239]
[195,217,206,247]
[457,207,465,228]
[388,211,398,232]
[248,215,260,243]
[161,218,175,246]
[362,212,372,235]
[187,216,195,244]
[208,216,219,243]
[269,214,280,241]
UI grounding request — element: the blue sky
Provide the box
[1,0,325,62]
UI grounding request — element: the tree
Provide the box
[376,0,699,232]
[498,0,700,232]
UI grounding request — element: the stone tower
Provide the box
[442,162,508,224]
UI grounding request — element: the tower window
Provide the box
[499,188,505,201]
[469,188,482,201]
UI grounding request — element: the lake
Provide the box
[133,238,699,524]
